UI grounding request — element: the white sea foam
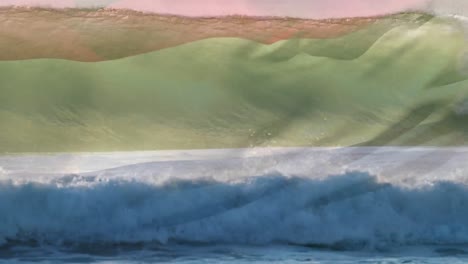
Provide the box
[0,166,6,175]
[1,147,468,248]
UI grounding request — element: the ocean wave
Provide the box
[2,169,468,249]
[1,14,467,152]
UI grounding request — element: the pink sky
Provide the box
[1,0,430,18]
[110,0,428,18]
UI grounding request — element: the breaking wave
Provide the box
[2,169,468,250]
[1,13,468,152]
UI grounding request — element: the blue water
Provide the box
[3,243,468,263]
[1,147,468,263]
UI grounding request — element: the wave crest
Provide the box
[2,171,468,249]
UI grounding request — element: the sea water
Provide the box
[2,4,468,263]
[1,147,468,263]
